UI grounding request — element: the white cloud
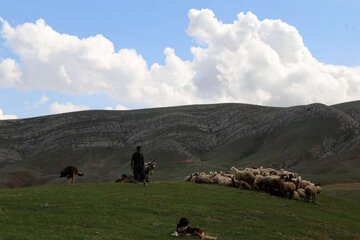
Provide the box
[34,94,49,108]
[0,108,17,120]
[186,9,360,106]
[1,10,360,108]
[49,102,89,114]
[105,104,128,111]
[0,58,22,87]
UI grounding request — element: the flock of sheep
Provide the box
[184,166,322,203]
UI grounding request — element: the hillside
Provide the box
[0,101,360,187]
[0,182,359,239]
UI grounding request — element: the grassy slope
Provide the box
[0,182,359,240]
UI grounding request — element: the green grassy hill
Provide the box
[0,182,359,240]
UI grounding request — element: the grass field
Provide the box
[0,182,359,240]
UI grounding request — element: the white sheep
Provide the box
[253,175,264,190]
[195,174,214,184]
[281,181,296,198]
[305,184,321,203]
[291,191,300,200]
[184,175,192,182]
[231,167,255,187]
[239,180,252,190]
[214,174,233,187]
[300,180,312,189]
[297,189,306,198]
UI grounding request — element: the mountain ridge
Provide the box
[0,101,359,187]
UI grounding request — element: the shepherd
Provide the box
[131,145,146,186]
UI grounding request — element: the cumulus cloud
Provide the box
[0,58,22,87]
[49,102,89,114]
[186,9,360,105]
[1,10,360,107]
[0,108,17,120]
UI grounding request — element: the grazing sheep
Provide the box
[208,172,217,180]
[231,176,240,188]
[245,167,260,176]
[195,174,213,184]
[184,167,321,202]
[253,175,264,190]
[259,167,275,176]
[300,180,312,189]
[184,175,192,182]
[278,169,293,176]
[290,178,301,190]
[297,189,306,198]
[270,177,282,191]
[305,184,319,204]
[219,172,233,178]
[305,185,314,203]
[291,191,300,200]
[281,181,296,198]
[239,180,252,190]
[190,173,199,183]
[214,174,233,187]
[259,176,275,192]
[231,167,255,187]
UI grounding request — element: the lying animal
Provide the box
[60,166,84,185]
[115,173,136,183]
[172,217,217,240]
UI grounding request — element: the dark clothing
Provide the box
[131,151,145,181]
[133,167,145,181]
[131,152,144,168]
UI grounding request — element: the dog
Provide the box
[172,217,217,239]
[60,166,84,185]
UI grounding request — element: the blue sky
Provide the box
[0,0,360,119]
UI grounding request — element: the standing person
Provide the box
[131,145,146,185]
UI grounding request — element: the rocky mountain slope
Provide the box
[0,101,359,187]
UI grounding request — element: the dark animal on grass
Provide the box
[173,217,217,239]
[115,173,136,183]
[60,166,84,185]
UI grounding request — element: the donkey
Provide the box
[144,157,157,182]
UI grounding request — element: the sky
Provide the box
[0,0,360,119]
